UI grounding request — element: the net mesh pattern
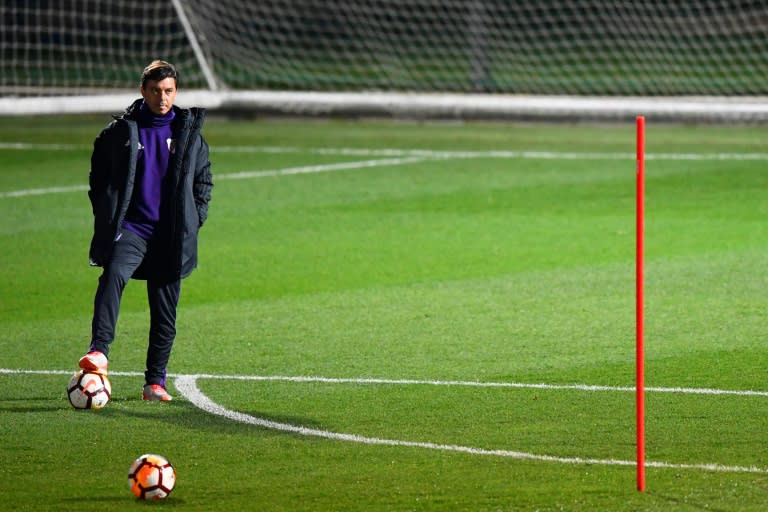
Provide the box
[2,0,768,96]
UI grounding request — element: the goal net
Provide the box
[2,0,768,121]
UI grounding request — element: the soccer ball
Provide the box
[128,454,176,500]
[67,370,111,409]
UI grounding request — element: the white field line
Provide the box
[180,373,768,398]
[0,157,429,199]
[212,145,768,162]
[4,145,768,199]
[173,375,768,475]
[0,142,87,150]
[216,156,430,180]
[6,141,768,161]
[2,367,767,473]
[2,368,768,398]
[0,184,89,198]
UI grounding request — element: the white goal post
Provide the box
[2,0,768,122]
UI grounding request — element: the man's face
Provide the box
[140,77,177,115]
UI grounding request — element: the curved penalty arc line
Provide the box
[173,375,768,475]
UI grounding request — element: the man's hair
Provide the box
[140,60,179,89]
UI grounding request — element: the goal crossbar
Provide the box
[3,92,768,123]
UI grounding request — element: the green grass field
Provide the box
[1,114,768,511]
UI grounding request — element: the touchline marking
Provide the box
[0,142,87,150]
[215,156,431,180]
[174,375,768,475]
[7,141,768,161]
[4,145,768,199]
[2,368,768,398]
[185,373,768,398]
[0,157,429,199]
[0,184,89,198]
[3,368,767,473]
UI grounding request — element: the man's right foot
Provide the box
[78,351,108,375]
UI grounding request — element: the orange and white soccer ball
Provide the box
[128,454,176,500]
[67,370,111,409]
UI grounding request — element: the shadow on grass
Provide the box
[61,495,186,506]
[98,396,326,438]
[0,398,64,413]
[653,492,730,512]
[2,390,324,439]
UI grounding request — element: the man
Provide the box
[78,60,213,401]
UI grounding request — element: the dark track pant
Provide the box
[90,229,181,387]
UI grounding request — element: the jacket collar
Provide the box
[119,99,188,122]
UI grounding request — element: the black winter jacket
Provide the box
[88,99,213,281]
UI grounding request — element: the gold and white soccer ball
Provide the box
[128,454,176,500]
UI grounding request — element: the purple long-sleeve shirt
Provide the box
[122,102,176,240]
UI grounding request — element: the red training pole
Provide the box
[635,115,646,492]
